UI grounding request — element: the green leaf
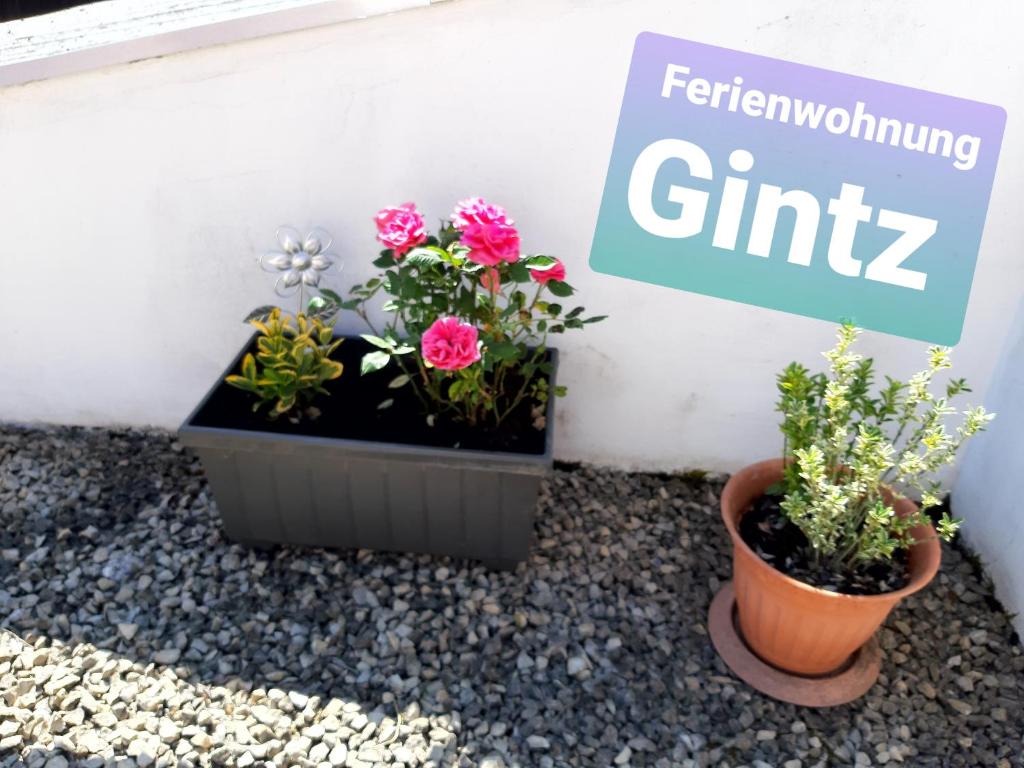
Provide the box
[487,341,519,361]
[360,334,392,350]
[565,306,584,320]
[225,375,257,392]
[547,280,574,298]
[397,271,425,300]
[508,262,531,283]
[319,289,342,304]
[546,303,563,317]
[393,345,416,355]
[377,398,395,410]
[241,353,257,380]
[388,374,411,389]
[373,253,395,268]
[244,305,277,323]
[525,254,558,270]
[361,351,391,375]
[404,248,444,267]
[582,315,608,324]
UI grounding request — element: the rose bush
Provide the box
[339,198,606,429]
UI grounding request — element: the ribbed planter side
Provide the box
[189,442,543,565]
[721,459,941,676]
[179,336,557,568]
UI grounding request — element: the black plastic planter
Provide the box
[178,334,556,568]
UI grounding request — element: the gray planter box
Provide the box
[178,335,556,568]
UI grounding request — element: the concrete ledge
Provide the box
[0,0,447,88]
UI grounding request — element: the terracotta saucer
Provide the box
[708,581,882,707]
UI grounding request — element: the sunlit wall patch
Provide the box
[590,32,1006,345]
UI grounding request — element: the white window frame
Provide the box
[0,0,449,88]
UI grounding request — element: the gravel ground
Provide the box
[0,425,1022,768]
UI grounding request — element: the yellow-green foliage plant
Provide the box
[777,324,993,574]
[226,308,343,419]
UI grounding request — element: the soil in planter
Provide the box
[189,336,548,455]
[739,494,910,595]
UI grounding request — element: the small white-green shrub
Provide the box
[776,325,993,572]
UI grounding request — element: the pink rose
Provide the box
[451,197,512,230]
[529,257,566,285]
[421,317,481,371]
[375,202,426,257]
[460,221,520,266]
[480,267,501,293]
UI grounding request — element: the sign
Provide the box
[590,33,1006,344]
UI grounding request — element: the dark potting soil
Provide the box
[739,493,911,596]
[188,336,548,455]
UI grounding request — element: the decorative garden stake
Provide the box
[179,200,606,567]
[709,325,992,706]
[259,226,339,312]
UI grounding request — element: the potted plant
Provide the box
[719,325,993,676]
[179,201,604,567]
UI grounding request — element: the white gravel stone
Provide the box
[392,746,415,763]
[328,743,348,765]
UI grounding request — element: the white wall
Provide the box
[954,301,1024,637]
[1,0,1022,474]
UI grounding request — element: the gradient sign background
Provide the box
[590,33,1006,344]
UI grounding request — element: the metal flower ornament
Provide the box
[259,226,340,312]
[243,225,349,326]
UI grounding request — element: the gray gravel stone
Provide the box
[527,735,551,750]
[0,426,1021,768]
[152,649,180,665]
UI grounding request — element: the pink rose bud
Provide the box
[529,257,567,285]
[460,221,521,266]
[374,202,427,257]
[480,267,501,293]
[421,317,481,371]
[451,197,512,230]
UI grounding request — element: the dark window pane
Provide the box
[1,0,104,22]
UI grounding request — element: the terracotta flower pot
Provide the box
[721,458,942,676]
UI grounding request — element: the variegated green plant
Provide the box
[776,324,993,570]
[226,308,343,418]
